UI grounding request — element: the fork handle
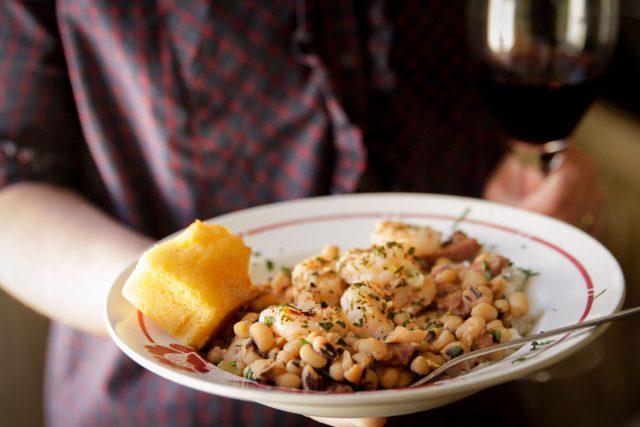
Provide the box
[411,305,640,387]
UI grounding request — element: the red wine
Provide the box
[478,65,603,144]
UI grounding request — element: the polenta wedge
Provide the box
[122,220,253,349]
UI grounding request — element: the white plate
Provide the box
[105,193,625,418]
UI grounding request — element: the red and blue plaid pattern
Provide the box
[0,1,514,426]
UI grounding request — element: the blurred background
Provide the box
[1,2,639,427]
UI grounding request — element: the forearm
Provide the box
[0,182,152,335]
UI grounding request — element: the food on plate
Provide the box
[122,220,254,349]
[122,218,532,390]
[203,220,532,391]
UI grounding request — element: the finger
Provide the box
[518,146,602,224]
[308,416,387,427]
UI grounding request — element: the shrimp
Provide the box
[339,282,395,339]
[370,220,442,257]
[291,245,346,307]
[337,242,424,291]
[390,274,437,316]
[259,304,348,342]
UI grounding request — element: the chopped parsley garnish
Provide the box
[530,340,554,351]
[451,206,471,230]
[280,266,292,276]
[446,346,464,359]
[491,329,501,343]
[335,320,346,328]
[263,316,274,327]
[593,289,607,300]
[426,321,444,330]
[266,259,274,271]
[518,267,539,280]
[482,260,492,280]
[319,321,334,331]
[244,367,254,379]
[353,318,364,327]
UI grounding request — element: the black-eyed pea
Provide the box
[410,355,430,376]
[271,271,292,293]
[283,339,303,357]
[344,363,364,384]
[329,359,345,381]
[206,346,225,364]
[455,315,486,347]
[306,331,321,342]
[486,319,504,331]
[489,276,506,296]
[471,302,498,322]
[385,326,427,343]
[501,311,513,328]
[378,366,400,389]
[267,346,280,360]
[490,326,511,344]
[312,335,339,360]
[274,372,302,389]
[276,349,295,364]
[360,368,379,390]
[301,365,323,390]
[249,322,275,353]
[233,320,250,338]
[241,312,259,322]
[320,244,340,259]
[354,338,388,361]
[312,336,329,353]
[423,352,445,368]
[285,359,302,375]
[242,350,261,366]
[341,350,354,371]
[442,315,464,333]
[352,352,373,367]
[425,329,455,353]
[396,370,414,388]
[441,341,466,361]
[325,332,341,346]
[299,343,327,368]
[462,270,487,288]
[477,285,494,302]
[493,298,509,314]
[241,340,262,365]
[434,257,452,267]
[462,285,493,309]
[508,292,529,318]
[434,267,457,284]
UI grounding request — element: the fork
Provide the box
[410,305,640,387]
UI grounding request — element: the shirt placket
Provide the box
[292,0,366,194]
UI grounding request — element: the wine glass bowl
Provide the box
[467,0,620,172]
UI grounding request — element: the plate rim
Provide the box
[105,192,626,413]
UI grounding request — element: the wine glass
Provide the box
[467,0,620,173]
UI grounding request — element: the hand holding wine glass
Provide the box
[468,0,619,173]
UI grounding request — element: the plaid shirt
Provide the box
[0,1,511,426]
